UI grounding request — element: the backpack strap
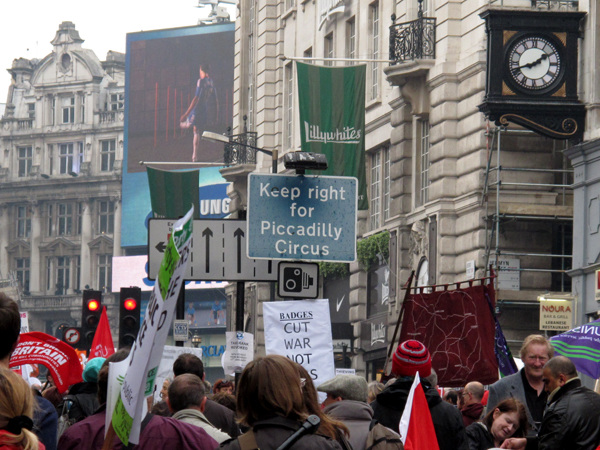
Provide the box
[238,429,260,450]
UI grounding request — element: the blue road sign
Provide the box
[247,174,357,262]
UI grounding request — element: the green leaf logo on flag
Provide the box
[297,62,367,210]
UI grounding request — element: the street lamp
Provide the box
[191,334,202,348]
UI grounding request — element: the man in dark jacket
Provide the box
[317,374,382,450]
[460,381,485,427]
[371,340,468,450]
[501,356,600,450]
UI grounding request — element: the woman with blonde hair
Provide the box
[0,368,44,449]
[220,355,342,449]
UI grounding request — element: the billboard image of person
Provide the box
[122,23,234,248]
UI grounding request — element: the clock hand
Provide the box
[512,53,549,73]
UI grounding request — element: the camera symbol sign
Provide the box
[278,262,319,299]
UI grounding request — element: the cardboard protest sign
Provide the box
[9,331,83,393]
[152,346,203,404]
[263,299,335,386]
[111,207,193,445]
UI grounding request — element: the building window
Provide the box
[57,203,73,236]
[370,147,390,230]
[15,258,30,293]
[108,93,124,111]
[55,256,70,295]
[285,0,295,10]
[47,204,53,236]
[285,64,294,149]
[346,18,356,64]
[62,96,75,123]
[416,119,431,206]
[324,33,334,66]
[369,1,380,100]
[101,139,116,172]
[247,0,256,130]
[59,143,74,174]
[16,206,31,238]
[98,254,112,293]
[17,146,32,177]
[98,200,114,234]
[50,97,56,126]
[80,94,85,122]
[27,103,35,119]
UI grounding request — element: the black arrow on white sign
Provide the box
[155,241,166,253]
[202,227,213,273]
[234,228,244,273]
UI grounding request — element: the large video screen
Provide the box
[122,23,235,248]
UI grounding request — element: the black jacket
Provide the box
[371,377,468,450]
[205,398,241,438]
[527,378,600,450]
[465,422,494,450]
[219,416,343,450]
[68,381,99,423]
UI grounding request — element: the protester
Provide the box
[59,349,219,450]
[0,293,57,450]
[487,335,553,436]
[0,368,45,450]
[296,365,351,450]
[501,356,600,450]
[465,398,527,450]
[317,374,375,450]
[160,377,172,402]
[366,380,384,404]
[150,401,172,417]
[168,373,231,444]
[211,393,236,413]
[461,382,485,427]
[67,357,105,422]
[371,340,468,450]
[443,390,459,406]
[212,379,234,395]
[219,354,343,449]
[173,353,240,438]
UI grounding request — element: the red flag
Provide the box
[89,306,115,359]
[399,373,440,450]
[9,332,83,393]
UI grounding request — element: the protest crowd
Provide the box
[3,289,600,450]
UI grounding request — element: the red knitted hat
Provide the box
[391,340,432,377]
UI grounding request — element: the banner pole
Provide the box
[384,270,415,376]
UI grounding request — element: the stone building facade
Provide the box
[0,22,124,337]
[227,0,587,378]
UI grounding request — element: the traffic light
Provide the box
[81,289,102,351]
[119,287,141,348]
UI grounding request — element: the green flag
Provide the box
[297,62,367,210]
[146,167,200,219]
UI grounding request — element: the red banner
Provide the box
[9,332,83,393]
[400,283,498,387]
[89,306,115,359]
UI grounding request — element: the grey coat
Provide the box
[324,400,373,450]
[486,369,538,436]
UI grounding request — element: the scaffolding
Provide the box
[482,125,573,300]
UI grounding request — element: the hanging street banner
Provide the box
[147,167,200,219]
[263,299,335,386]
[247,173,357,262]
[296,62,367,210]
[112,207,193,446]
[222,331,254,376]
[550,319,600,379]
[9,332,83,394]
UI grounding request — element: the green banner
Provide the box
[146,167,200,219]
[297,62,367,210]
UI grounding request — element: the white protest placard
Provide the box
[20,312,29,334]
[263,299,335,386]
[223,331,254,375]
[111,207,193,446]
[152,346,203,404]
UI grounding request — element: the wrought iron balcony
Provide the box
[389,8,436,64]
[223,129,259,166]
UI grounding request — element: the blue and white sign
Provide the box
[247,174,357,262]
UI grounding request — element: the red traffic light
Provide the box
[87,299,100,311]
[123,298,137,311]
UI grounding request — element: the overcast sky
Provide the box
[0,0,232,103]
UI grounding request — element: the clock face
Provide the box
[507,36,562,92]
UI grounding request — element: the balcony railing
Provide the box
[17,119,33,130]
[389,11,436,64]
[224,130,258,166]
[488,0,578,10]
